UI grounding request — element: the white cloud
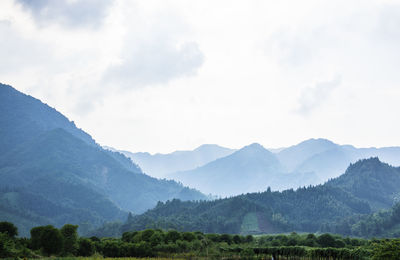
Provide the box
[104,41,204,89]
[14,0,113,28]
[296,76,341,115]
[1,0,400,153]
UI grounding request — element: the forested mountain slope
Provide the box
[0,83,206,236]
[327,157,400,210]
[119,158,400,236]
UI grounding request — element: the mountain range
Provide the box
[108,144,236,179]
[0,83,207,236]
[167,143,320,197]
[118,158,400,237]
[116,138,400,197]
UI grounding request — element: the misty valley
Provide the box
[1,83,400,259]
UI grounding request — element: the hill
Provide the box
[116,158,400,236]
[327,157,400,210]
[0,83,207,236]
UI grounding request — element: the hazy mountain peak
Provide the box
[194,143,232,151]
[118,143,236,178]
[238,142,267,152]
[297,138,337,147]
[277,138,339,171]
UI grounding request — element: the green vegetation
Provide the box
[102,158,399,238]
[0,83,207,236]
[2,221,400,259]
[324,200,400,237]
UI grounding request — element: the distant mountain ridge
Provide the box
[167,143,320,197]
[120,138,400,197]
[0,83,207,236]
[111,144,236,178]
[276,138,338,172]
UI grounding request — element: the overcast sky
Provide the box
[1,0,400,153]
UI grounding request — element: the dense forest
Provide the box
[92,158,400,238]
[1,221,400,259]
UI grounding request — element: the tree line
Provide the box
[1,221,400,259]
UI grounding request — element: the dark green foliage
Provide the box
[326,201,400,238]
[60,224,78,255]
[0,221,396,259]
[165,230,181,243]
[30,225,63,256]
[0,221,18,238]
[372,239,400,259]
[0,232,15,258]
[317,233,336,247]
[30,226,45,250]
[77,238,94,256]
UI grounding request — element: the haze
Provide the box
[1,0,399,153]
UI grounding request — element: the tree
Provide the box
[372,239,400,260]
[30,226,46,250]
[0,222,18,238]
[317,233,336,247]
[0,233,15,258]
[77,238,95,257]
[245,235,254,243]
[165,230,181,243]
[182,232,196,242]
[30,225,63,256]
[233,234,242,244]
[60,224,78,255]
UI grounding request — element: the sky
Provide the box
[1,0,400,153]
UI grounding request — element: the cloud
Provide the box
[0,20,53,73]
[104,41,204,89]
[15,0,112,28]
[376,4,400,45]
[296,76,341,116]
[268,26,331,67]
[102,6,204,90]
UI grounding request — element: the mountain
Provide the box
[276,138,339,172]
[0,83,207,236]
[277,138,400,181]
[167,143,320,197]
[112,144,236,178]
[117,158,400,236]
[0,84,95,154]
[327,157,400,210]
